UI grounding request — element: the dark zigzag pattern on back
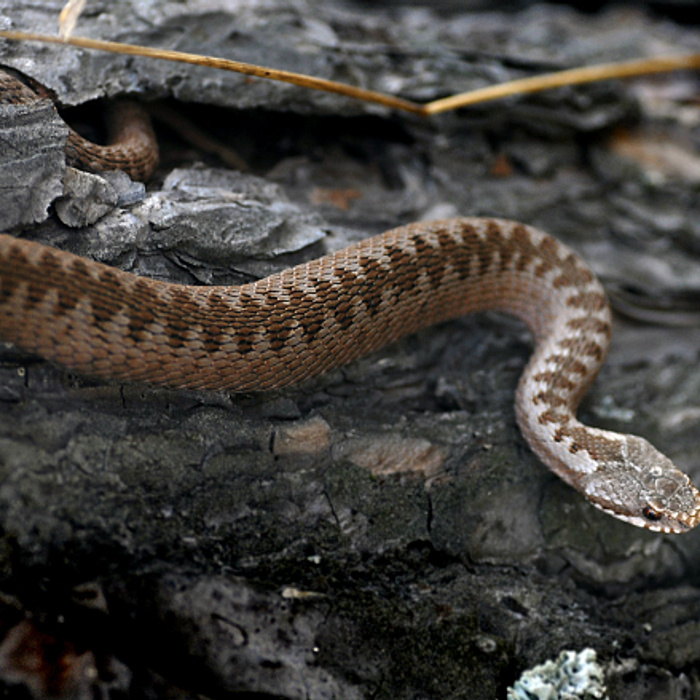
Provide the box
[0,218,608,398]
[4,220,700,532]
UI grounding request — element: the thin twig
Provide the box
[1,29,698,117]
[0,30,424,115]
[58,0,87,40]
[422,54,700,114]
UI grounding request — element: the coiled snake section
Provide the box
[0,67,158,181]
[1,69,698,533]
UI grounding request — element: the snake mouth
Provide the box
[676,509,700,533]
[644,521,691,534]
[647,495,700,534]
[592,502,698,534]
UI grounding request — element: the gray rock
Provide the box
[0,97,66,228]
[54,168,122,227]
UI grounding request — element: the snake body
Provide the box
[1,70,699,533]
[1,219,699,533]
[0,67,158,181]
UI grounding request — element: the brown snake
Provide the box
[0,67,158,180]
[1,69,699,533]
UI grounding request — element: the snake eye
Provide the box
[642,506,663,522]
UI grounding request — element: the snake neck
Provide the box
[513,302,613,488]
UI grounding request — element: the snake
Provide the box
[0,66,158,180]
[1,68,699,534]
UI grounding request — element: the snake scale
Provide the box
[1,68,699,533]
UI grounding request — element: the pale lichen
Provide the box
[507,648,608,700]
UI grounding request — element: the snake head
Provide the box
[582,434,700,533]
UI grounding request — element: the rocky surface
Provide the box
[0,1,700,698]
